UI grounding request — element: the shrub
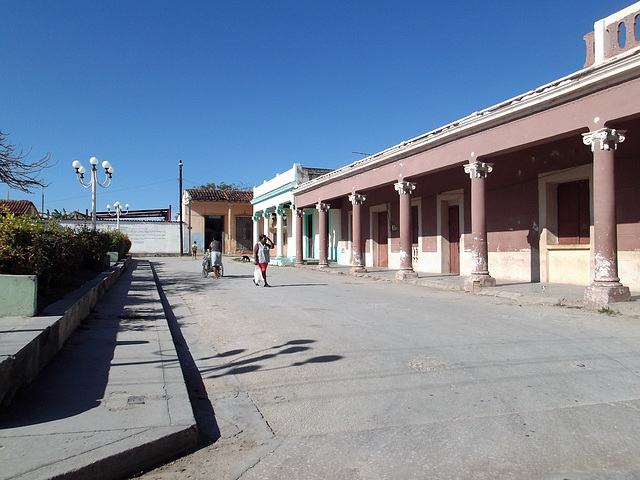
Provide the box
[0,208,126,293]
[75,226,112,270]
[0,208,44,276]
[108,230,132,259]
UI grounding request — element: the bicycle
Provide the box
[202,250,224,278]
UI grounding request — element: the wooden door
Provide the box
[378,211,388,267]
[448,206,460,274]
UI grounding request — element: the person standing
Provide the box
[254,234,274,287]
[209,234,223,279]
[191,241,198,259]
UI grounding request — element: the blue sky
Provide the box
[1,0,633,217]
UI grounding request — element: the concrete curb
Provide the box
[294,263,640,318]
[0,258,131,409]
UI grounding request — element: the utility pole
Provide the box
[179,159,184,256]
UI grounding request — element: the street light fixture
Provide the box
[72,156,114,230]
[106,201,129,230]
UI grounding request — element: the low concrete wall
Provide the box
[0,274,37,317]
[0,258,131,409]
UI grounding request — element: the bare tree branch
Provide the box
[0,130,55,193]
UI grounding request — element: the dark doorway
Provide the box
[305,213,314,259]
[448,206,460,274]
[205,215,224,252]
[557,180,590,245]
[377,211,388,267]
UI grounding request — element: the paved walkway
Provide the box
[1,257,639,480]
[0,260,197,480]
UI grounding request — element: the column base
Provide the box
[350,266,367,274]
[272,256,295,266]
[584,283,631,309]
[396,269,418,280]
[316,262,329,270]
[464,274,496,292]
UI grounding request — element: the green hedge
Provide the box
[108,229,132,260]
[0,207,131,291]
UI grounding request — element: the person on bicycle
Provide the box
[209,234,223,279]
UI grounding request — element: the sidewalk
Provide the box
[0,259,197,480]
[299,262,640,318]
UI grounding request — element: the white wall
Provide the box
[59,220,181,255]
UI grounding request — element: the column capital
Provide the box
[582,128,626,152]
[276,204,286,216]
[464,161,493,179]
[348,193,367,205]
[294,208,305,218]
[252,212,262,222]
[262,208,271,218]
[394,181,416,195]
[316,202,329,213]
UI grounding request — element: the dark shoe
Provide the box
[264,283,271,287]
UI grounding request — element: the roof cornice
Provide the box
[294,47,640,195]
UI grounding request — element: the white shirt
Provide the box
[257,242,270,263]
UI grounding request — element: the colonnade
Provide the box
[252,204,290,262]
[290,128,629,307]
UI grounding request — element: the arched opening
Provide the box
[618,21,627,48]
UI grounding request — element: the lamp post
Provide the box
[179,159,184,255]
[107,201,129,230]
[72,156,114,230]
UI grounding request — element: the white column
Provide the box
[252,212,261,246]
[263,208,271,238]
[276,205,285,258]
[290,205,297,261]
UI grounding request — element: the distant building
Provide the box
[292,2,640,308]
[251,164,333,265]
[182,189,254,255]
[0,199,38,216]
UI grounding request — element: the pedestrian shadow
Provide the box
[269,283,328,287]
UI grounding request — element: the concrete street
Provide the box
[138,257,640,479]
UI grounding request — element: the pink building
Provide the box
[293,3,640,308]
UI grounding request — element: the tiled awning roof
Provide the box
[0,199,37,215]
[185,189,253,203]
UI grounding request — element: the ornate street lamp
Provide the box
[107,201,129,230]
[72,156,114,230]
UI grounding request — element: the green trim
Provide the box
[250,181,297,205]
